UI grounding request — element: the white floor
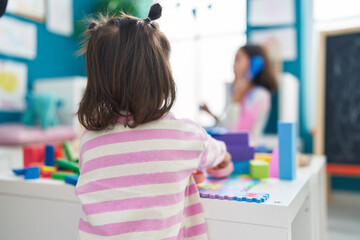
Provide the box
[328,191,360,240]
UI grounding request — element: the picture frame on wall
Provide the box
[6,0,46,22]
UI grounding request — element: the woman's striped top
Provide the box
[75,113,226,239]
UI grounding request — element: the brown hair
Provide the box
[240,44,278,92]
[77,4,176,131]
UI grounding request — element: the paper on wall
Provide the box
[249,27,297,61]
[249,0,295,26]
[0,60,27,112]
[0,16,37,60]
[46,0,74,36]
[6,0,45,21]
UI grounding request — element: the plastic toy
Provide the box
[254,153,272,163]
[51,171,76,180]
[41,165,56,173]
[250,160,269,179]
[235,192,269,203]
[23,144,45,167]
[233,160,250,174]
[278,122,296,180]
[270,148,279,178]
[65,175,79,186]
[12,168,27,176]
[25,167,40,180]
[63,142,75,162]
[206,161,234,179]
[226,145,255,161]
[45,145,55,166]
[212,132,249,145]
[22,92,62,130]
[55,159,79,174]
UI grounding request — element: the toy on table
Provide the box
[24,167,40,180]
[12,141,79,185]
[270,148,279,178]
[250,160,269,179]
[45,145,55,166]
[278,121,297,180]
[211,132,255,175]
[198,174,269,203]
[65,175,79,186]
[22,92,62,130]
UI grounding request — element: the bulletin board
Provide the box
[315,27,360,169]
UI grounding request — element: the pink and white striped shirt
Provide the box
[75,113,226,239]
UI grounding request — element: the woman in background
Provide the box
[201,44,277,141]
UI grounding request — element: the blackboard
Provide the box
[316,28,360,165]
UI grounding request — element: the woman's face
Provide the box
[233,49,250,79]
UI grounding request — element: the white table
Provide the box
[0,156,326,240]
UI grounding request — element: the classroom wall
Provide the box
[246,0,313,153]
[0,0,95,124]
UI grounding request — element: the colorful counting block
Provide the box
[45,145,55,166]
[270,148,279,178]
[63,142,75,162]
[227,145,255,161]
[55,159,79,174]
[254,153,272,163]
[25,167,40,180]
[41,165,56,173]
[278,122,297,180]
[52,171,77,180]
[23,145,45,167]
[250,160,269,179]
[13,168,27,176]
[212,132,249,146]
[233,161,250,174]
[65,175,79,186]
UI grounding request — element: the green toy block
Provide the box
[52,171,77,180]
[250,160,269,179]
[55,159,79,174]
[63,142,75,162]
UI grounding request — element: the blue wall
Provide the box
[0,1,94,124]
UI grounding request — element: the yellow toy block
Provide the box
[41,165,57,173]
[254,153,272,163]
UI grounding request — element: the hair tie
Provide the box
[147,17,151,22]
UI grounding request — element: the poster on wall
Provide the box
[0,16,37,60]
[46,0,74,36]
[6,0,45,22]
[0,60,27,112]
[249,0,295,26]
[249,27,297,61]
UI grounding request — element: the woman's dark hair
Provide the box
[240,44,277,92]
[77,4,176,131]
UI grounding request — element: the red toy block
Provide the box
[23,145,45,167]
[55,144,63,159]
[41,172,52,178]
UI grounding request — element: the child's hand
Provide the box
[212,152,232,170]
[206,152,233,179]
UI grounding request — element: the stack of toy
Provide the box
[12,142,79,186]
[211,132,255,175]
